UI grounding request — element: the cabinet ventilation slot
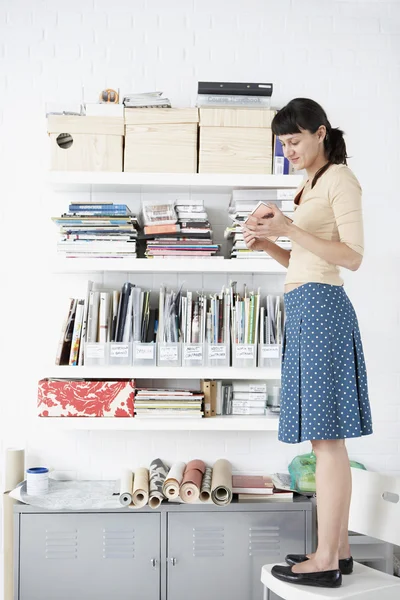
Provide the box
[103,528,135,559]
[45,530,78,560]
[248,526,280,557]
[192,527,224,558]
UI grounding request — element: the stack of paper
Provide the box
[134,389,204,418]
[122,91,171,108]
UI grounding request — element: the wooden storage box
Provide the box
[124,108,198,173]
[198,108,274,174]
[47,115,124,171]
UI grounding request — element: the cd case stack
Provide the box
[52,202,139,258]
[225,189,294,259]
[134,388,204,419]
[143,198,219,258]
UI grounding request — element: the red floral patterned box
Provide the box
[38,379,135,417]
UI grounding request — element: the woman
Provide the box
[243,98,373,589]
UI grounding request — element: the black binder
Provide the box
[198,81,273,97]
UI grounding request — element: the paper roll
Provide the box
[180,459,206,503]
[149,458,168,509]
[119,469,133,506]
[163,462,186,499]
[200,466,213,502]
[211,459,233,506]
[132,467,149,508]
[5,448,25,492]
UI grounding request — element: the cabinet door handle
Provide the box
[150,558,157,568]
[170,557,177,566]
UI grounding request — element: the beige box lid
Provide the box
[124,108,199,125]
[47,115,124,135]
[199,107,275,128]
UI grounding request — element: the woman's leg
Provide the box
[292,439,352,573]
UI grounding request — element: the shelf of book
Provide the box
[48,171,303,192]
[50,256,287,274]
[45,366,282,380]
[37,415,279,431]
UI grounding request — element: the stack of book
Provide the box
[232,474,294,502]
[134,388,204,419]
[225,189,294,259]
[52,202,139,258]
[143,199,220,259]
[196,81,273,108]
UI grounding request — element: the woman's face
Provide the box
[279,126,326,171]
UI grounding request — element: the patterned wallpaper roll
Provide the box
[211,459,232,506]
[180,459,206,503]
[149,458,169,509]
[200,466,213,501]
[163,462,186,499]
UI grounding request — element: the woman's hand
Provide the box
[243,203,292,240]
[242,228,267,251]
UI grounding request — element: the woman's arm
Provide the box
[244,205,363,271]
[286,223,362,271]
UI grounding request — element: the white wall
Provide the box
[1,0,400,588]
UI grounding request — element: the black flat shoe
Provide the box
[271,564,342,588]
[285,554,353,575]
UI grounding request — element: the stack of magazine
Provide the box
[52,202,139,258]
[225,189,294,259]
[142,199,220,259]
[134,388,204,419]
[122,91,171,108]
[196,81,273,108]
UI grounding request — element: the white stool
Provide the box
[261,468,400,599]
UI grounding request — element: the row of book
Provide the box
[55,281,284,366]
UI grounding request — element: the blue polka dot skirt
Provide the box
[278,283,373,444]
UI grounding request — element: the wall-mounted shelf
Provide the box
[50,256,287,274]
[48,171,303,193]
[37,415,279,431]
[44,366,282,380]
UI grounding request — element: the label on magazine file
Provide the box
[86,343,105,359]
[135,344,154,360]
[183,345,203,361]
[235,345,255,359]
[249,384,267,393]
[208,345,227,360]
[159,346,178,362]
[110,344,129,358]
[261,344,280,359]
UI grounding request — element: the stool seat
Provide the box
[261,561,400,600]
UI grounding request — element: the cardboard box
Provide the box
[198,108,274,174]
[37,379,135,417]
[47,115,124,171]
[124,108,198,173]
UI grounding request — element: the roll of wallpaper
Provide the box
[211,459,233,506]
[200,466,213,502]
[5,447,25,491]
[149,458,168,509]
[119,469,133,506]
[180,459,206,503]
[4,448,24,600]
[132,467,149,508]
[163,462,186,499]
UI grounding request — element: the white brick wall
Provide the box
[1,0,400,590]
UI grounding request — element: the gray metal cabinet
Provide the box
[167,510,305,600]
[18,512,160,600]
